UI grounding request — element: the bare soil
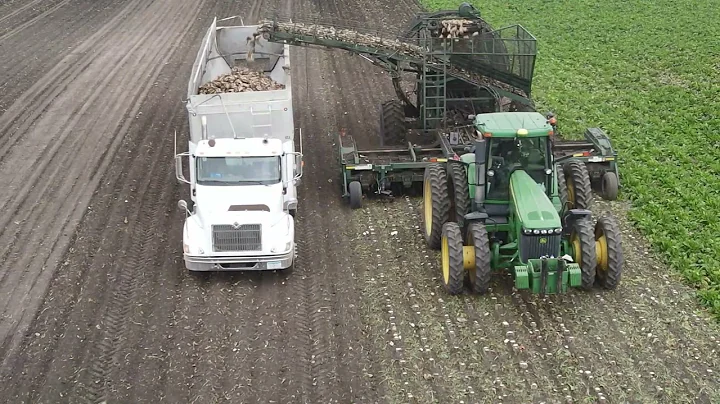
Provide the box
[0,0,718,403]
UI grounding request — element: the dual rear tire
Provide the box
[568,215,623,290]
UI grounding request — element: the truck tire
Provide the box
[569,217,597,290]
[563,160,593,210]
[594,215,623,289]
[440,222,465,295]
[601,171,619,201]
[423,163,451,250]
[448,162,470,229]
[349,181,362,209]
[466,222,492,294]
[379,100,406,146]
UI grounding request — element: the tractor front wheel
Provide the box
[441,222,465,295]
[466,222,492,294]
[423,163,451,249]
[563,160,593,210]
[594,215,623,289]
[569,217,597,290]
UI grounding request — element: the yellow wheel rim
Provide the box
[567,175,576,207]
[441,235,450,284]
[570,231,582,267]
[596,235,608,271]
[424,177,432,236]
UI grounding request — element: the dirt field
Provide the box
[0,0,718,403]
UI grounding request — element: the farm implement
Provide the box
[255,3,624,293]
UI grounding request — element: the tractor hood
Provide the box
[509,170,561,230]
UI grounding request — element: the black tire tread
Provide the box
[467,223,492,294]
[424,164,451,249]
[602,171,619,201]
[442,222,465,295]
[448,162,470,228]
[556,163,568,211]
[572,217,597,290]
[349,181,362,209]
[380,100,406,146]
[564,160,593,210]
[595,215,623,289]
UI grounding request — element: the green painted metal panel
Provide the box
[474,112,552,138]
[509,170,561,229]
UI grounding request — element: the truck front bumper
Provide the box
[183,248,294,272]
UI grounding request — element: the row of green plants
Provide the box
[423,0,720,318]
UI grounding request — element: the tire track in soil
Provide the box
[0,0,71,43]
[0,0,208,399]
[0,0,145,153]
[0,0,128,115]
[0,0,203,365]
[71,127,174,403]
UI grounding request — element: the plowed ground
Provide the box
[0,0,718,403]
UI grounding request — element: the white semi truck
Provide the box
[175,18,302,271]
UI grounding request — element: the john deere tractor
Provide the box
[422,111,623,295]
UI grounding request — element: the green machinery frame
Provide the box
[256,3,621,206]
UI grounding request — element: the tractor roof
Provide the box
[473,112,552,138]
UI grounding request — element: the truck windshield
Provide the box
[196,156,281,185]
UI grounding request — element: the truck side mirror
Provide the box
[175,153,191,184]
[178,199,190,215]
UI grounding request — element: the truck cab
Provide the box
[178,137,301,271]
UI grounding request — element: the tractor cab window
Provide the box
[486,137,549,199]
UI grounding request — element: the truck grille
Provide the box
[212,224,262,252]
[519,233,561,262]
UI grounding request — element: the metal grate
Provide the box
[519,233,561,262]
[212,224,262,252]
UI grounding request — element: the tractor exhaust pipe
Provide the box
[474,139,486,207]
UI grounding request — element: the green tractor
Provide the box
[423,111,623,295]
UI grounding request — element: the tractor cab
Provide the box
[471,112,555,200]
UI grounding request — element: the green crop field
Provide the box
[423,0,720,318]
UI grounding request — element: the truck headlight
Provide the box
[271,240,292,253]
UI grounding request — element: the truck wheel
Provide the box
[448,162,470,230]
[466,222,492,294]
[594,215,623,289]
[569,217,597,290]
[563,160,593,210]
[601,171,619,201]
[423,163,450,250]
[349,181,362,209]
[441,222,465,295]
[379,100,406,146]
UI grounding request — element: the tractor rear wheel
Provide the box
[423,163,451,250]
[441,222,465,295]
[569,217,597,290]
[594,215,623,289]
[556,164,568,211]
[448,162,470,229]
[379,100,406,146]
[466,222,492,294]
[563,160,593,210]
[601,171,619,201]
